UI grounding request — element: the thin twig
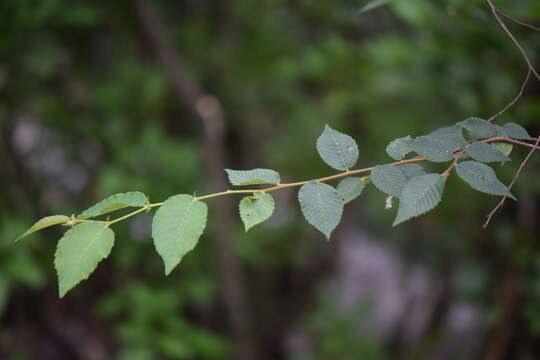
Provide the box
[483,136,540,228]
[488,69,531,122]
[486,0,540,82]
[496,8,540,32]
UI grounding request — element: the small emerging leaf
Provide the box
[16,215,71,242]
[316,125,359,171]
[152,194,208,275]
[78,191,147,219]
[371,164,407,197]
[225,169,280,186]
[458,117,498,139]
[393,174,447,226]
[298,181,343,239]
[465,142,510,163]
[239,192,275,231]
[337,177,367,204]
[386,136,414,160]
[55,222,115,297]
[502,123,533,140]
[456,161,515,199]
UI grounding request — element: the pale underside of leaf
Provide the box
[225,168,280,186]
[336,177,367,204]
[371,164,408,197]
[298,181,343,239]
[16,215,71,242]
[455,161,516,200]
[393,174,446,226]
[78,191,147,219]
[239,192,275,231]
[398,164,426,180]
[54,222,115,297]
[152,194,208,275]
[465,141,511,163]
[316,125,359,171]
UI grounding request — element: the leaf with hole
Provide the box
[16,215,71,242]
[316,125,359,171]
[455,161,515,199]
[239,192,275,231]
[465,142,510,163]
[78,191,147,219]
[54,222,115,297]
[393,174,447,226]
[386,136,414,160]
[225,169,280,186]
[152,194,208,275]
[298,181,343,239]
[337,177,368,204]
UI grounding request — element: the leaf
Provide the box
[455,161,516,199]
[16,215,71,242]
[359,0,394,13]
[371,164,408,197]
[410,135,454,162]
[298,181,343,239]
[428,125,467,149]
[398,164,426,180]
[386,136,414,160]
[152,194,208,275]
[54,222,115,297]
[393,174,447,226]
[225,169,280,186]
[239,192,275,231]
[465,142,511,163]
[316,124,359,171]
[491,142,513,157]
[502,123,533,140]
[458,117,498,139]
[337,177,367,204]
[78,191,147,219]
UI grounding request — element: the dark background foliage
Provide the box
[1,0,539,359]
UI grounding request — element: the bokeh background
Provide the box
[1,0,540,359]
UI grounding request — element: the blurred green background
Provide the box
[1,0,539,359]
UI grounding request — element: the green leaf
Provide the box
[225,169,280,186]
[428,125,467,149]
[455,161,516,199]
[411,135,454,162]
[465,142,511,163]
[337,177,367,204]
[16,215,71,242]
[398,164,426,180]
[359,0,394,13]
[152,194,208,275]
[54,222,115,297]
[371,164,407,197]
[298,181,343,239]
[78,191,147,219]
[458,117,498,139]
[491,142,513,157]
[393,174,447,226]
[502,123,533,140]
[239,192,275,231]
[386,136,413,160]
[316,124,359,171]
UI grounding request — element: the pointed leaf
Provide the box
[398,164,426,180]
[54,222,115,297]
[465,142,511,163]
[393,174,446,226]
[411,135,454,162]
[239,192,275,232]
[337,177,367,204]
[428,125,467,149]
[78,191,147,219]
[386,136,413,160]
[316,125,359,171]
[298,181,343,239]
[225,169,280,186]
[458,117,497,139]
[455,161,516,199]
[152,194,208,275]
[502,123,533,140]
[371,164,408,197]
[16,215,70,242]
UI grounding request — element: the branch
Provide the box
[496,8,540,32]
[487,69,531,122]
